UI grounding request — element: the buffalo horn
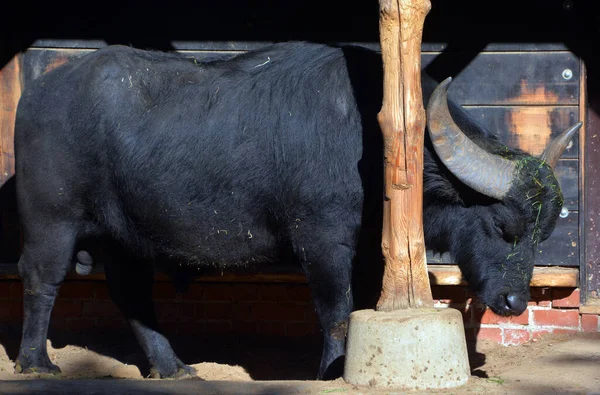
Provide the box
[426,77,517,200]
[539,122,582,169]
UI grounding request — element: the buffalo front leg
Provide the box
[298,235,355,380]
[15,225,76,374]
[104,254,196,379]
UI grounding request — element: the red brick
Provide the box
[0,300,23,321]
[231,284,259,302]
[232,321,257,333]
[93,285,111,301]
[478,306,529,325]
[529,287,552,307]
[0,282,11,299]
[206,321,233,333]
[82,301,120,318]
[286,322,316,336]
[552,288,580,308]
[581,314,599,332]
[153,283,179,301]
[286,285,311,303]
[155,302,195,322]
[252,303,306,322]
[50,318,69,331]
[178,321,206,335]
[531,329,552,340]
[202,284,233,302]
[476,327,503,343]
[160,322,181,335]
[181,284,205,301]
[60,282,95,300]
[532,309,580,327]
[201,303,233,320]
[259,285,288,302]
[10,282,23,299]
[432,286,466,304]
[504,329,530,345]
[232,303,254,321]
[66,318,97,331]
[257,322,286,336]
[96,318,128,329]
[305,308,319,323]
[52,301,83,318]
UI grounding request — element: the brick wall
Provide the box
[432,285,600,345]
[1,280,598,344]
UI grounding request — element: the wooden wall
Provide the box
[0,42,584,267]
[1,0,599,304]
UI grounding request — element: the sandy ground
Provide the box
[0,329,599,394]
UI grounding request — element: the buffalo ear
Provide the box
[426,77,516,200]
[539,122,582,169]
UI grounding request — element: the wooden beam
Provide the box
[376,0,432,311]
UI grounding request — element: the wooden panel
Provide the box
[553,160,579,210]
[463,106,579,159]
[584,93,600,304]
[423,52,580,105]
[428,213,579,267]
[0,56,20,185]
[13,47,583,270]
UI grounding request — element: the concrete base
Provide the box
[343,308,470,390]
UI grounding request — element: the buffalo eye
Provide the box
[493,219,516,243]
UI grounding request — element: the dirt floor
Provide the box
[0,328,599,394]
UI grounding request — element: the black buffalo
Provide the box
[13,42,579,379]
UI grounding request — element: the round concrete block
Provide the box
[344,308,470,390]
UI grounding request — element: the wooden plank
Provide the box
[0,56,20,185]
[423,52,580,106]
[427,265,578,287]
[463,106,579,159]
[583,78,600,305]
[579,300,600,315]
[0,263,579,287]
[428,213,579,267]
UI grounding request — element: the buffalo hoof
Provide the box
[149,364,197,379]
[15,359,61,375]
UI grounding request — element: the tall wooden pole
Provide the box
[377,0,433,311]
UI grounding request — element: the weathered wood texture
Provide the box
[0,47,583,269]
[376,0,433,311]
[0,56,20,185]
[584,81,600,303]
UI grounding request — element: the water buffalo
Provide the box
[13,42,579,379]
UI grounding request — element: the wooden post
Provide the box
[377,0,433,311]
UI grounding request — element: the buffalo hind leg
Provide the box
[298,236,355,380]
[15,225,76,374]
[104,253,196,379]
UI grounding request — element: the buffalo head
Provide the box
[424,77,581,316]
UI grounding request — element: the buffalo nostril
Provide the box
[505,293,527,314]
